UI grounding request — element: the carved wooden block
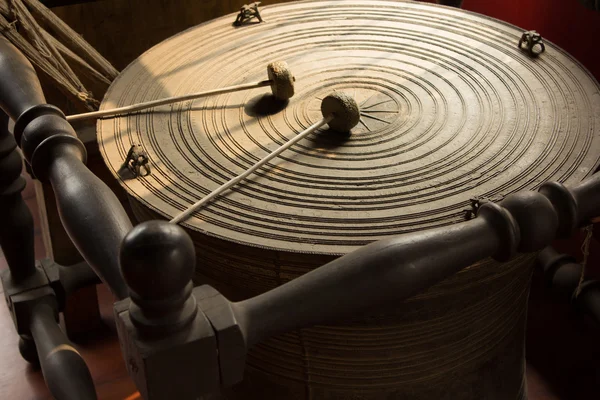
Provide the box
[114,299,220,400]
[115,220,223,399]
[194,285,246,386]
[1,266,56,335]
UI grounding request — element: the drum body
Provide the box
[133,199,532,399]
[99,1,600,398]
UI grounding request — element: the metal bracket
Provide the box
[233,2,264,26]
[518,30,546,58]
[463,195,505,220]
[121,144,150,178]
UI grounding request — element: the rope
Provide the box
[0,17,15,31]
[22,0,119,80]
[7,0,14,20]
[77,91,100,109]
[575,224,594,298]
[12,0,87,89]
[0,0,117,111]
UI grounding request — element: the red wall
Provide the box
[461,0,600,80]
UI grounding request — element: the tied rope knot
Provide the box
[1,19,18,32]
[3,0,18,32]
[77,90,100,109]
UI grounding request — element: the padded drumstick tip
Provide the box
[320,92,360,132]
[267,61,295,100]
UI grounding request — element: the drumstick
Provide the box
[66,61,295,122]
[170,92,360,225]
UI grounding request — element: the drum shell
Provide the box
[129,197,532,400]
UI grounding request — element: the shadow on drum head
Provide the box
[305,127,351,152]
[117,165,137,181]
[117,165,136,181]
[244,93,288,117]
[146,102,245,115]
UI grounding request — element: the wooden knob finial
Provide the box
[120,221,197,335]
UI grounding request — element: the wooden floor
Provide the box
[0,174,599,399]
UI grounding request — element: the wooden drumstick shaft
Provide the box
[170,114,334,225]
[66,80,272,122]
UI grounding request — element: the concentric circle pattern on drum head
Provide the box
[98,0,600,255]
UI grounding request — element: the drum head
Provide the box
[98,1,600,255]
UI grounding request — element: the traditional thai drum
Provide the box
[97,1,600,399]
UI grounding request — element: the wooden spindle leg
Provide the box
[0,41,100,397]
[30,302,97,400]
[115,221,220,400]
[0,110,36,282]
[19,334,39,364]
[537,246,600,324]
[0,35,131,300]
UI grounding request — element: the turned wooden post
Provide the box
[0,106,40,363]
[232,179,595,348]
[0,110,36,282]
[0,34,131,399]
[120,221,199,337]
[29,302,97,400]
[115,221,219,400]
[537,246,600,323]
[0,110,98,399]
[0,35,130,299]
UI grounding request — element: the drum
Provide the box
[97,1,600,399]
